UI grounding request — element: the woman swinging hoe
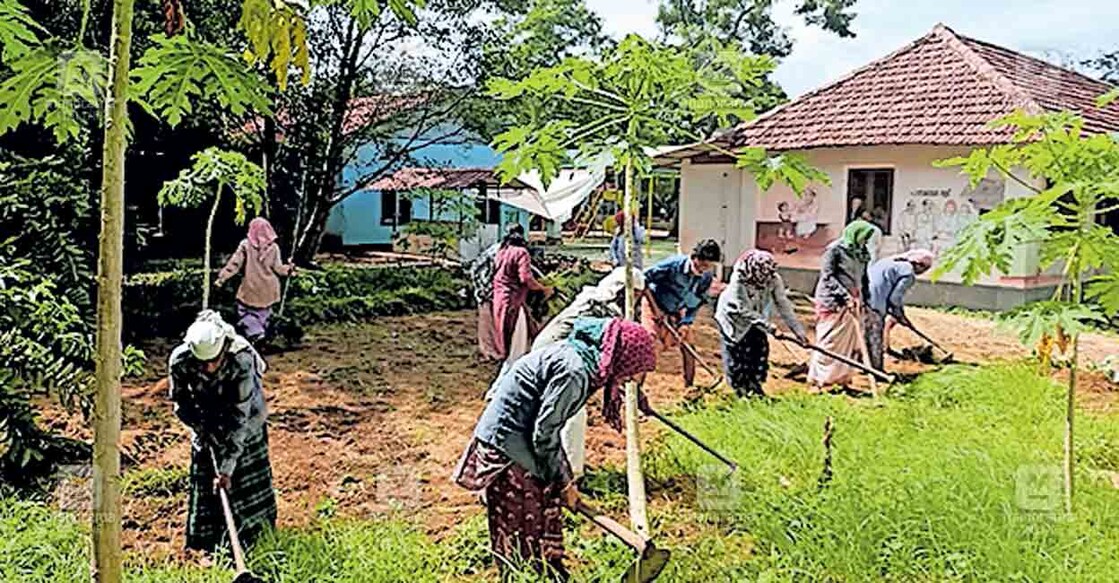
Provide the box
[455,318,657,580]
[168,311,276,553]
[807,220,876,391]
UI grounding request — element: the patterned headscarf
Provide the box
[247,217,277,249]
[567,317,657,432]
[898,249,935,271]
[840,220,876,263]
[735,249,778,287]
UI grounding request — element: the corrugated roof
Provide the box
[719,24,1119,151]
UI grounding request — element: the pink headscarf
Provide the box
[247,217,277,249]
[898,249,935,270]
[598,319,658,432]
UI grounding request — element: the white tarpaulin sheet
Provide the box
[516,167,605,223]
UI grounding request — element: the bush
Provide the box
[122,264,470,340]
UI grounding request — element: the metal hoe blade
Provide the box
[623,543,671,583]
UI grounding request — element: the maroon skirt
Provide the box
[454,439,567,579]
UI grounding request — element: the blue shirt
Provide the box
[609,226,646,270]
[868,259,916,318]
[643,255,714,325]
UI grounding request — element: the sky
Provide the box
[583,0,1119,97]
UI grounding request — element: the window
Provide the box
[476,195,502,225]
[380,191,412,227]
[847,168,894,233]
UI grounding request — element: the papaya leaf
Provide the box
[239,0,311,90]
[0,0,42,62]
[1098,88,1118,108]
[131,34,272,127]
[159,147,265,224]
[0,44,105,143]
[997,301,1104,349]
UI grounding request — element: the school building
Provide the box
[661,24,1119,310]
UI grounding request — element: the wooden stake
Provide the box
[623,159,649,537]
[818,416,834,489]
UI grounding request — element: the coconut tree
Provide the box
[159,147,266,308]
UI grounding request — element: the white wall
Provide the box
[678,145,1048,285]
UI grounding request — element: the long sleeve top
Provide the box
[216,240,293,309]
[868,259,917,320]
[643,255,714,325]
[609,225,646,270]
[168,344,267,475]
[473,343,590,485]
[470,243,500,305]
[715,268,805,343]
[814,244,869,312]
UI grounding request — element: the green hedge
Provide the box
[123,264,469,340]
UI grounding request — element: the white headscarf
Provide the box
[183,310,266,371]
[590,267,645,303]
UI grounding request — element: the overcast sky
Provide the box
[583,0,1119,97]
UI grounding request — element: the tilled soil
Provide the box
[40,304,1119,559]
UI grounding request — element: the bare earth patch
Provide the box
[39,305,1119,560]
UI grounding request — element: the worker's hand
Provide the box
[678,324,694,344]
[214,278,224,288]
[796,331,809,345]
[286,263,297,276]
[559,482,581,509]
[213,473,232,493]
[543,286,556,299]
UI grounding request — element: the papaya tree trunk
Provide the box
[622,158,649,537]
[92,0,135,578]
[203,183,223,309]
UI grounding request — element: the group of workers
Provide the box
[161,213,934,582]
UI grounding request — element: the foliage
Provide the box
[131,33,273,127]
[656,0,857,59]
[121,466,189,497]
[489,34,828,191]
[0,257,91,480]
[0,2,106,143]
[122,263,468,338]
[158,146,265,223]
[395,187,480,261]
[933,106,1119,510]
[238,0,311,90]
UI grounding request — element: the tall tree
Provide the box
[656,0,857,58]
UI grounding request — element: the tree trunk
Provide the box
[1065,334,1077,515]
[293,199,331,265]
[202,184,223,309]
[92,0,135,578]
[622,159,649,537]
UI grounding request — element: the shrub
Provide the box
[122,264,470,340]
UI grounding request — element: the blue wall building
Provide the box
[326,125,531,247]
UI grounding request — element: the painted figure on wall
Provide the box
[898,200,918,251]
[777,201,797,253]
[794,189,820,240]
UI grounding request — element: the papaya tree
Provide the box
[934,99,1119,514]
[159,147,266,308]
[490,34,827,534]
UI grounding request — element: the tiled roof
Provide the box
[721,24,1119,151]
[367,168,522,191]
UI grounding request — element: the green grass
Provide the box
[4,363,1119,581]
[645,364,1119,581]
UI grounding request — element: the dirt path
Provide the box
[42,305,1119,558]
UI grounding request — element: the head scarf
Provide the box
[183,310,266,371]
[567,317,657,432]
[898,249,935,271]
[735,249,778,287]
[839,220,876,263]
[590,267,645,304]
[247,217,277,249]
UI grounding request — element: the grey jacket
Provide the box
[814,243,869,311]
[715,269,805,343]
[473,343,590,485]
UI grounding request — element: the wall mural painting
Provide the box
[897,178,1003,254]
[757,187,836,258]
